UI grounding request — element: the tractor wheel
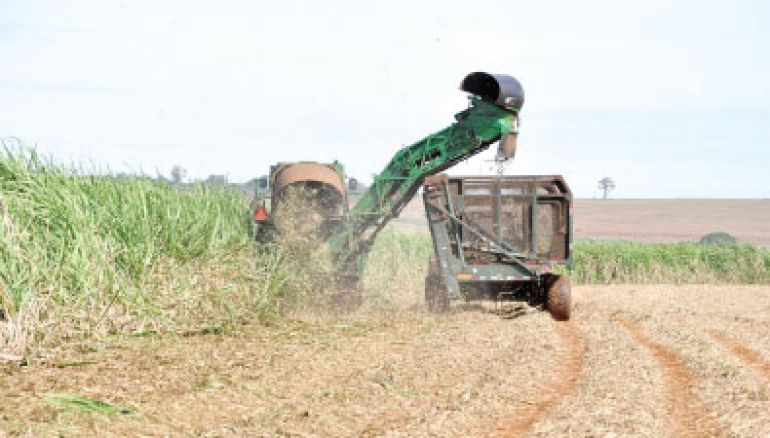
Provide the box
[254,222,275,243]
[425,256,449,313]
[545,275,571,321]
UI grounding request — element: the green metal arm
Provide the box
[328,97,519,275]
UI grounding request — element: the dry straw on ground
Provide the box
[1,285,767,436]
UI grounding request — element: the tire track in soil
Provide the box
[708,330,770,379]
[491,321,586,437]
[618,319,725,438]
[357,312,558,437]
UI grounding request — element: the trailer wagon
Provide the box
[423,174,573,320]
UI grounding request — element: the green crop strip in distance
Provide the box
[362,231,769,285]
[569,240,770,284]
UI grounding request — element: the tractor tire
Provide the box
[425,256,449,313]
[253,222,276,243]
[545,275,571,321]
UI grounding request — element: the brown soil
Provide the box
[1,285,769,436]
[573,199,770,246]
[709,330,770,380]
[618,318,724,437]
[490,321,586,437]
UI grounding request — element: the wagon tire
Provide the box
[546,275,571,321]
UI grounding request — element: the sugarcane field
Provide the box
[1,1,768,437]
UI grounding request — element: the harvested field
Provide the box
[574,199,770,246]
[1,284,768,436]
[391,198,770,246]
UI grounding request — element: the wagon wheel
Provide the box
[425,256,449,313]
[545,275,571,321]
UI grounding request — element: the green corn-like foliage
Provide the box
[45,394,133,415]
[363,231,770,286]
[0,149,250,313]
[570,240,770,284]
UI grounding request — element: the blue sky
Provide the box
[0,0,768,197]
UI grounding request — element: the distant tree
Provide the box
[598,177,616,200]
[699,232,737,246]
[205,174,228,186]
[170,165,187,185]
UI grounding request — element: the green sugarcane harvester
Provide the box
[253,72,572,319]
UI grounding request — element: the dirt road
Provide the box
[2,285,769,437]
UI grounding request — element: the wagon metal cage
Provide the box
[422,174,573,318]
